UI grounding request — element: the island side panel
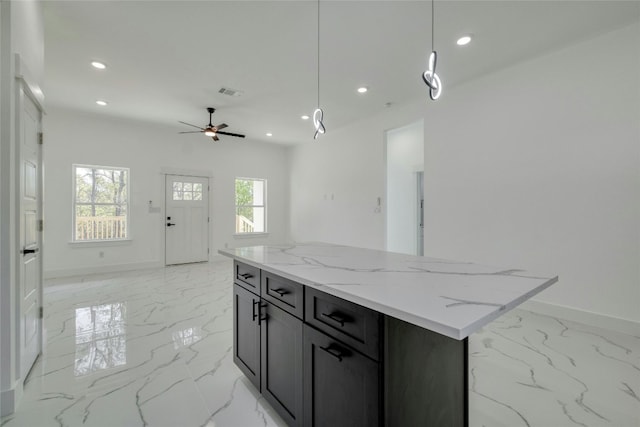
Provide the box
[384,316,468,427]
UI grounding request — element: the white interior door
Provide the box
[165,175,209,265]
[19,88,42,379]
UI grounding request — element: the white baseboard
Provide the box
[44,261,163,280]
[520,299,640,337]
[1,381,23,417]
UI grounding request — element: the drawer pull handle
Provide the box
[321,312,347,327]
[239,273,253,279]
[272,288,289,297]
[320,345,344,362]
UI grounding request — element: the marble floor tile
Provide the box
[2,260,638,427]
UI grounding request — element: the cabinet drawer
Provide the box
[261,271,304,320]
[235,261,260,293]
[305,288,381,361]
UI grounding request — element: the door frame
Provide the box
[161,168,212,266]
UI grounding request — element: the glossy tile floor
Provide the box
[1,260,638,427]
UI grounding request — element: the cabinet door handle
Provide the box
[320,345,345,362]
[22,248,39,255]
[258,303,268,325]
[252,299,259,322]
[321,312,347,327]
[239,273,253,279]
[272,288,288,297]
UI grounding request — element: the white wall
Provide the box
[289,101,424,250]
[423,22,639,324]
[43,107,290,277]
[386,120,424,255]
[290,22,640,326]
[0,0,45,416]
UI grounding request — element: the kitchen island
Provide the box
[220,243,557,427]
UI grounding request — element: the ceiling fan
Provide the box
[179,107,246,141]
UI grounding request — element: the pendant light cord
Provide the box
[431,0,435,51]
[312,0,326,139]
[317,0,321,108]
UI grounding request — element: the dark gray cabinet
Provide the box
[233,262,304,426]
[232,261,468,427]
[303,324,380,427]
[233,283,261,390]
[261,300,304,426]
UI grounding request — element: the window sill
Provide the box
[68,239,133,247]
[233,233,269,239]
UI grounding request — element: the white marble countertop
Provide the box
[219,243,558,340]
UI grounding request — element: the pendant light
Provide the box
[313,0,326,139]
[422,0,442,101]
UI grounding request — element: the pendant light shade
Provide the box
[422,51,442,100]
[422,0,443,101]
[313,108,325,139]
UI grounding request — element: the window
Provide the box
[235,178,266,234]
[73,165,129,241]
[172,181,203,201]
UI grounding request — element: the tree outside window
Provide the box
[235,178,266,234]
[73,165,129,241]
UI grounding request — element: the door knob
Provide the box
[166,223,176,227]
[22,248,39,255]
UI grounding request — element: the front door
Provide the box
[165,174,209,265]
[19,87,43,380]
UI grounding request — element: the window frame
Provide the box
[72,164,131,242]
[234,177,267,236]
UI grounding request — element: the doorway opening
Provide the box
[385,120,424,256]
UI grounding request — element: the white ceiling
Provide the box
[42,1,639,145]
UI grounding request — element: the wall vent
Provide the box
[218,87,243,97]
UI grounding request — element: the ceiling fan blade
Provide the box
[212,135,220,142]
[178,131,204,134]
[215,123,228,131]
[217,131,246,138]
[178,121,205,130]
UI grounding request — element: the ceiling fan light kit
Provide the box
[178,107,245,142]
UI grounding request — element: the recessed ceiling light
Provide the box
[357,87,368,94]
[456,35,472,46]
[301,115,310,120]
[91,61,107,69]
[266,133,273,137]
[96,100,108,106]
